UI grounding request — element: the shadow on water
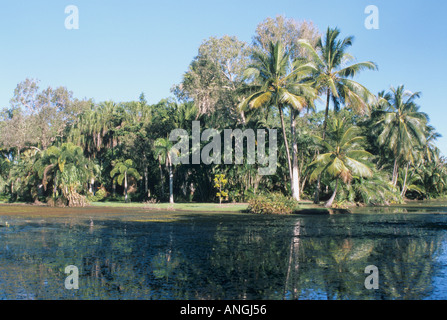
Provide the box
[1,203,447,300]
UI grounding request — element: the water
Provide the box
[1,202,447,300]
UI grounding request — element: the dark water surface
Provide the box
[1,202,447,300]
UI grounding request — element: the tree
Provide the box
[34,142,92,206]
[374,85,428,189]
[239,41,317,200]
[174,35,250,124]
[110,159,141,203]
[253,15,320,60]
[298,27,378,202]
[8,78,90,151]
[154,138,177,204]
[309,117,373,207]
[214,174,228,205]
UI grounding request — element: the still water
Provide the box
[1,202,447,300]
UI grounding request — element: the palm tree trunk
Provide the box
[322,89,331,140]
[314,89,332,204]
[401,161,410,197]
[168,158,174,204]
[169,165,174,204]
[89,178,94,194]
[144,167,149,198]
[158,155,165,197]
[325,178,338,208]
[124,171,128,203]
[284,220,301,298]
[53,176,58,199]
[392,158,399,187]
[278,106,294,196]
[291,109,300,201]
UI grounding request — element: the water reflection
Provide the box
[1,209,447,300]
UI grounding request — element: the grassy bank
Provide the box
[0,199,337,215]
[90,201,250,213]
[90,200,335,214]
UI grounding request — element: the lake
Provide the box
[1,201,447,300]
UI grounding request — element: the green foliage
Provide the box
[87,187,107,202]
[0,20,445,208]
[248,193,297,215]
[214,174,228,204]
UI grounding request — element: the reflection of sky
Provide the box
[3,209,447,300]
[427,238,447,300]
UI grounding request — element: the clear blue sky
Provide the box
[1,0,446,154]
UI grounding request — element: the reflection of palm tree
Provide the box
[306,237,375,300]
[284,219,301,299]
[378,237,441,299]
[151,251,179,281]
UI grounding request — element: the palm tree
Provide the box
[34,142,92,206]
[298,27,377,203]
[154,137,178,204]
[309,117,373,207]
[110,159,141,203]
[238,41,317,200]
[299,27,378,135]
[374,85,428,188]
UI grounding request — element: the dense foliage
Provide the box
[248,193,297,215]
[0,16,445,207]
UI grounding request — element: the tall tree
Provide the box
[110,159,141,203]
[154,137,177,204]
[298,27,377,202]
[374,85,428,190]
[34,142,92,206]
[253,15,320,60]
[239,41,317,200]
[309,117,373,207]
[173,35,250,124]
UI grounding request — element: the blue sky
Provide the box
[1,0,446,154]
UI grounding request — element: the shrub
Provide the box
[87,187,107,202]
[248,193,298,215]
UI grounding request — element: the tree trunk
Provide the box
[168,159,174,204]
[144,166,149,198]
[124,171,128,203]
[314,89,332,204]
[401,161,410,197]
[322,88,331,140]
[53,176,58,199]
[392,158,399,187]
[143,155,149,199]
[89,178,94,194]
[325,179,339,208]
[278,106,294,197]
[284,220,301,298]
[158,156,165,198]
[291,109,300,201]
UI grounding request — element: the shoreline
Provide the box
[1,198,446,216]
[0,200,352,216]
